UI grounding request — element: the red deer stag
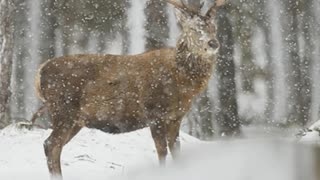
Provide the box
[34,0,223,178]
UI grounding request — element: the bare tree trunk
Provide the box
[12,0,27,119]
[121,1,130,55]
[215,4,241,137]
[236,1,255,93]
[187,89,214,139]
[40,0,57,60]
[56,0,73,56]
[121,28,130,54]
[31,0,57,127]
[299,0,314,125]
[198,90,214,139]
[187,103,201,139]
[144,0,169,50]
[284,0,303,125]
[260,0,274,123]
[263,27,275,123]
[97,32,107,54]
[77,27,90,52]
[61,19,72,55]
[0,0,14,128]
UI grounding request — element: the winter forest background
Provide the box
[1,0,320,140]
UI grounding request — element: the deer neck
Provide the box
[175,39,215,95]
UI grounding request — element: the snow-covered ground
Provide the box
[0,124,319,180]
[0,124,199,180]
[299,120,320,145]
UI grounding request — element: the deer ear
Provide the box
[175,9,189,25]
[205,7,217,18]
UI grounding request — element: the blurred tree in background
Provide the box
[11,0,27,121]
[145,0,169,50]
[0,0,14,128]
[215,2,241,137]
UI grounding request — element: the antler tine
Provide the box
[205,0,226,17]
[214,0,226,7]
[166,0,199,15]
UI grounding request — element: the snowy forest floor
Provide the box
[0,124,319,180]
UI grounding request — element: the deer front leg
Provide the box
[166,120,181,160]
[150,122,168,165]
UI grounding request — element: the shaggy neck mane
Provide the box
[175,39,214,82]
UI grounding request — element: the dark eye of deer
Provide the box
[208,39,219,49]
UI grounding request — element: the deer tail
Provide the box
[35,61,50,102]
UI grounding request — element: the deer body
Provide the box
[38,48,205,132]
[36,0,222,179]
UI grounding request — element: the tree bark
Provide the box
[299,0,313,125]
[40,0,57,60]
[215,4,241,136]
[187,89,214,140]
[284,0,304,125]
[12,0,27,119]
[236,1,255,93]
[0,0,14,128]
[198,90,214,139]
[260,0,274,123]
[144,0,169,50]
[263,27,275,123]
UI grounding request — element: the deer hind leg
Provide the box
[150,122,168,165]
[44,113,82,179]
[44,124,81,179]
[166,120,182,160]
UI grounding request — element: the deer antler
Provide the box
[166,0,199,15]
[205,0,226,17]
[215,0,226,7]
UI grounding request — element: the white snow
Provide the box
[300,120,320,144]
[0,124,199,180]
[0,124,318,180]
[119,140,315,180]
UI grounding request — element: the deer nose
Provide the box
[208,39,219,50]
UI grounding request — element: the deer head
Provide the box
[167,0,223,59]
